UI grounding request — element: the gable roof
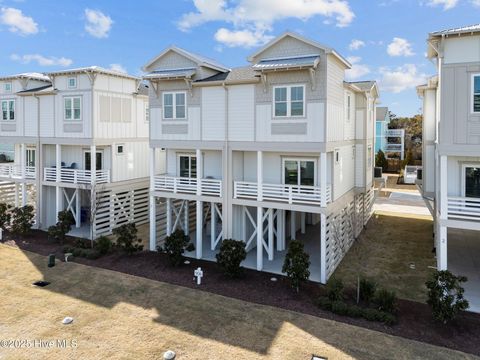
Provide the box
[194,66,258,85]
[46,66,140,80]
[247,31,351,69]
[345,81,380,98]
[430,23,480,37]
[142,46,229,73]
[0,72,50,82]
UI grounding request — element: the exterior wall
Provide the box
[165,149,222,179]
[111,141,151,182]
[446,156,480,197]
[228,84,255,141]
[423,88,437,195]
[326,55,347,142]
[332,145,355,200]
[250,36,321,64]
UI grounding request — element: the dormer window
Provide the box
[273,85,304,118]
[473,74,480,113]
[68,77,77,89]
[163,92,186,119]
[4,82,12,93]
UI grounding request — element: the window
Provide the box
[463,165,480,198]
[283,159,315,186]
[179,155,197,178]
[4,82,12,93]
[68,77,77,89]
[163,92,186,119]
[26,149,36,167]
[64,97,81,121]
[84,151,103,171]
[116,145,124,155]
[473,75,480,113]
[274,85,305,117]
[1,100,15,121]
[335,149,340,165]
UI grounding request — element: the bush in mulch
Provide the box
[216,239,247,278]
[159,229,195,266]
[48,210,75,244]
[0,202,12,231]
[10,205,35,236]
[95,236,113,256]
[113,223,143,255]
[282,240,310,293]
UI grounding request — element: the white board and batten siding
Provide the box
[333,145,355,200]
[202,87,226,141]
[228,85,255,141]
[150,107,201,141]
[326,55,347,142]
[111,141,151,182]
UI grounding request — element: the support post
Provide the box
[211,202,216,250]
[55,144,61,222]
[268,208,274,260]
[242,206,247,242]
[20,144,26,206]
[438,225,447,270]
[14,183,19,207]
[184,201,189,235]
[196,149,203,196]
[196,200,203,259]
[276,209,283,251]
[301,212,306,234]
[320,152,327,207]
[257,151,263,201]
[257,206,263,270]
[290,211,296,240]
[90,145,96,184]
[149,147,156,251]
[440,155,448,220]
[75,189,81,228]
[166,198,172,236]
[320,213,327,284]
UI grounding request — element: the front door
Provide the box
[25,148,36,167]
[179,155,197,178]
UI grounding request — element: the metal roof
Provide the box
[430,24,480,37]
[46,66,140,80]
[144,68,196,80]
[0,72,50,82]
[252,55,320,71]
[195,66,258,84]
[17,84,53,94]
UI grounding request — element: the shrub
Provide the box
[10,205,35,236]
[282,240,310,293]
[326,278,344,301]
[95,236,113,255]
[159,229,194,266]
[359,278,377,304]
[215,239,247,278]
[48,210,75,244]
[70,247,101,260]
[374,288,397,314]
[375,150,388,172]
[426,270,469,324]
[0,203,12,231]
[113,223,143,255]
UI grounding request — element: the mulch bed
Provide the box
[3,230,480,356]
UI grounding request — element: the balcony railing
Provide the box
[153,175,222,197]
[44,167,110,185]
[385,129,405,137]
[0,164,36,180]
[234,181,332,206]
[384,144,403,152]
[447,196,480,222]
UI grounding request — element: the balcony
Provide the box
[447,197,480,222]
[384,144,403,152]
[234,181,332,206]
[0,164,36,181]
[153,175,222,197]
[44,167,110,185]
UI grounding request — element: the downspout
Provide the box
[222,81,230,238]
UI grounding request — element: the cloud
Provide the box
[387,37,414,57]
[84,9,113,38]
[345,56,370,80]
[471,0,480,6]
[423,0,459,10]
[349,39,365,51]
[214,28,274,48]
[11,53,72,67]
[0,7,38,35]
[378,64,427,93]
[109,63,127,73]
[178,0,355,47]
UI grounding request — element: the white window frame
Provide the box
[64,96,82,121]
[67,77,77,89]
[334,149,340,165]
[273,84,306,118]
[4,82,12,93]
[116,144,125,155]
[1,99,15,121]
[281,157,317,186]
[163,91,187,120]
[461,163,480,197]
[471,74,480,114]
[177,153,197,178]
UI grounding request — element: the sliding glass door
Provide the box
[464,165,480,198]
[283,159,315,186]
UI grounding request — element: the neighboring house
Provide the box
[145,32,379,283]
[417,25,480,275]
[375,106,405,160]
[0,67,161,239]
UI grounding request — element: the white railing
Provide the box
[385,129,405,137]
[0,164,36,180]
[234,181,332,206]
[153,175,222,197]
[447,196,480,222]
[384,144,403,152]
[44,167,110,185]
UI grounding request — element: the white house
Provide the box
[0,66,162,239]
[418,24,480,308]
[144,32,378,283]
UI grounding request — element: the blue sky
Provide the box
[0,0,479,117]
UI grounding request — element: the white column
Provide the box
[211,202,216,250]
[14,183,19,207]
[196,149,203,196]
[149,147,156,251]
[242,206,247,242]
[196,200,203,259]
[320,152,327,207]
[438,225,447,270]
[75,189,81,228]
[166,198,172,236]
[290,211,296,240]
[257,206,263,271]
[90,145,96,184]
[184,201,190,235]
[439,155,448,220]
[276,209,283,251]
[20,144,26,206]
[320,213,327,284]
[300,212,306,234]
[55,144,62,222]
[268,208,274,261]
[257,151,263,201]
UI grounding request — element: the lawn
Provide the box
[0,244,470,360]
[333,211,436,302]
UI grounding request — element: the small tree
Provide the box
[375,150,388,172]
[402,149,413,168]
[159,229,194,266]
[282,240,310,293]
[216,239,247,278]
[10,205,34,236]
[426,270,469,324]
[113,223,143,255]
[48,210,75,244]
[0,202,12,231]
